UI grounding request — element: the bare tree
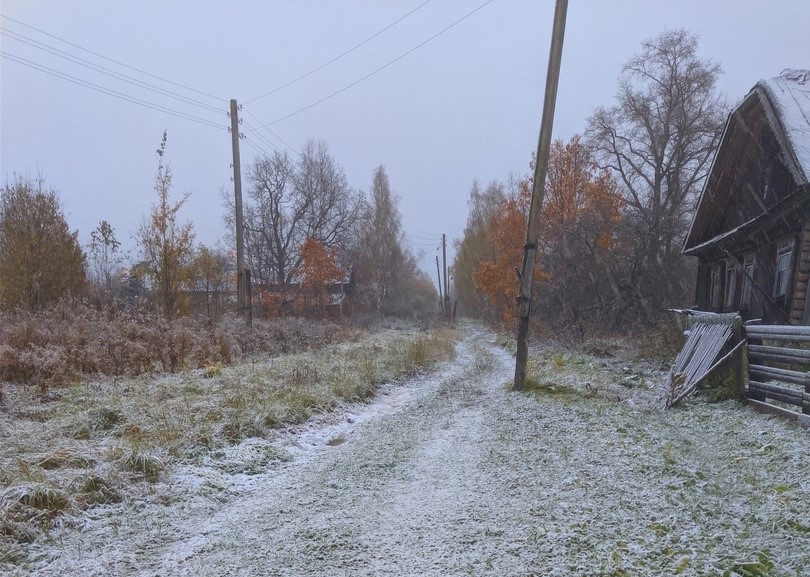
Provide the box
[88,220,127,305]
[243,140,360,286]
[0,175,86,311]
[586,29,726,319]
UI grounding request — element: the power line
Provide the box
[246,0,494,132]
[242,136,270,159]
[0,13,226,103]
[1,27,224,114]
[406,232,442,242]
[1,51,226,130]
[244,0,431,105]
[403,223,441,236]
[241,119,280,154]
[243,107,297,154]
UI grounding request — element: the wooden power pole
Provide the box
[230,99,251,325]
[442,233,450,319]
[436,255,444,314]
[514,0,568,390]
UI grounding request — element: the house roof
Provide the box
[758,69,810,184]
[683,69,810,255]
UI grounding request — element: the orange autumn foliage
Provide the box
[295,237,343,316]
[541,136,620,253]
[473,136,620,326]
[475,183,544,325]
[256,237,344,318]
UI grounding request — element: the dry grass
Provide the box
[0,323,457,558]
[0,304,346,393]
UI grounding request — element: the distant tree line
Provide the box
[452,30,727,332]
[0,136,437,321]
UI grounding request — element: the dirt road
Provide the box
[137,326,515,576]
[22,325,810,576]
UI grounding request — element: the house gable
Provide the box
[683,70,810,324]
[683,72,808,255]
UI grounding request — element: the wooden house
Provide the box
[683,69,810,324]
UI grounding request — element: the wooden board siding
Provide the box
[666,322,735,407]
[792,220,810,324]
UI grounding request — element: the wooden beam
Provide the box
[748,381,803,406]
[747,399,803,421]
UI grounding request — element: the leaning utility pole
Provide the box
[514,0,568,390]
[436,255,444,314]
[442,233,451,319]
[230,99,251,325]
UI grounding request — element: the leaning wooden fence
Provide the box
[666,322,737,408]
[744,324,810,425]
[665,314,810,427]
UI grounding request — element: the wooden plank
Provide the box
[668,338,743,408]
[748,345,810,365]
[748,381,803,405]
[747,399,803,420]
[748,364,809,386]
[745,324,810,339]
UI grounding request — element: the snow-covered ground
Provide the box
[6,324,810,576]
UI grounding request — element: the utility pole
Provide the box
[230,99,251,325]
[514,0,568,390]
[442,233,451,319]
[436,255,444,314]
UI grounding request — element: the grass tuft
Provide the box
[122,451,164,483]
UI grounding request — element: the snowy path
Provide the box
[23,325,810,576]
[134,326,514,576]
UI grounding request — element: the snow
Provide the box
[759,69,810,183]
[4,325,810,576]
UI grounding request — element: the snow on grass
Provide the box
[2,323,808,576]
[0,324,456,572]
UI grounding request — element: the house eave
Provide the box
[683,191,809,257]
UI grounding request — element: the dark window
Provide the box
[774,239,794,298]
[724,260,737,309]
[740,254,755,308]
[710,264,722,310]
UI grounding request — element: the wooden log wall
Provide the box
[790,220,810,324]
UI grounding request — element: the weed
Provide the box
[31,449,93,470]
[1,484,69,513]
[721,550,775,577]
[662,442,677,469]
[122,451,164,482]
[90,407,124,431]
[203,362,223,378]
[76,474,122,506]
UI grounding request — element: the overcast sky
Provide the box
[1,0,809,282]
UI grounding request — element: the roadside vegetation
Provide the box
[503,337,810,576]
[0,320,456,565]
